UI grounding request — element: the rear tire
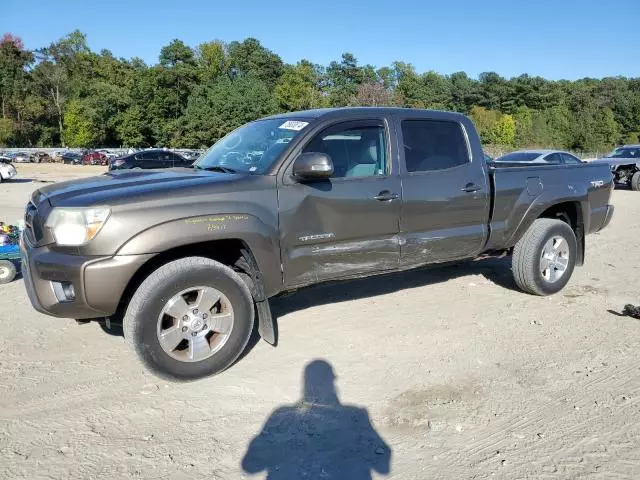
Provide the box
[0,260,16,284]
[512,218,577,296]
[123,257,254,380]
[631,171,640,191]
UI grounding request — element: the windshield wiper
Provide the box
[194,165,237,174]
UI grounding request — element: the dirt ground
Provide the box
[1,164,639,479]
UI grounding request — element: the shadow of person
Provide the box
[242,360,391,479]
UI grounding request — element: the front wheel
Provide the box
[123,257,255,380]
[631,171,640,191]
[512,218,577,296]
[0,260,16,284]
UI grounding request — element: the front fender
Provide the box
[116,213,282,296]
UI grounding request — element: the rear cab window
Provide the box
[401,119,469,172]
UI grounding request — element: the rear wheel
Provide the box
[0,260,16,284]
[631,171,640,191]
[123,257,254,380]
[512,218,577,296]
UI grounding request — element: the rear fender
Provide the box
[508,191,589,253]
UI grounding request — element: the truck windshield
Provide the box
[193,118,310,174]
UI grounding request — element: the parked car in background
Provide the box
[82,151,108,166]
[12,152,32,163]
[593,145,640,191]
[108,149,192,170]
[61,152,82,165]
[33,152,52,163]
[181,149,202,161]
[97,149,120,160]
[495,150,584,165]
[0,155,17,183]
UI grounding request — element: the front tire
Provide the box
[123,257,254,380]
[631,171,640,191]
[0,260,16,284]
[512,218,577,296]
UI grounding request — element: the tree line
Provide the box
[1,30,639,153]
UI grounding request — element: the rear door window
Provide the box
[401,120,469,172]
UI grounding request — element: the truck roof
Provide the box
[263,107,470,123]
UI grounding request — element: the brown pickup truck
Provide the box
[20,108,615,380]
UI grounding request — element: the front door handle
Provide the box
[373,190,399,201]
[461,183,481,193]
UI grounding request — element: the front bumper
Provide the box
[20,235,153,319]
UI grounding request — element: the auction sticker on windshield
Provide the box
[279,120,309,131]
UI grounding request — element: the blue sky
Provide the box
[3,0,639,80]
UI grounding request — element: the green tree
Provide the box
[326,53,374,106]
[493,114,516,146]
[274,61,324,111]
[420,71,452,110]
[0,34,33,119]
[197,40,227,81]
[393,61,426,108]
[159,39,196,67]
[0,117,14,145]
[513,106,534,146]
[62,98,98,147]
[470,106,501,143]
[226,38,283,87]
[449,71,481,113]
[116,105,148,146]
[182,76,278,147]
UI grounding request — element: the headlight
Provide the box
[45,207,110,246]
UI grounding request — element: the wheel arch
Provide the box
[114,237,278,345]
[511,200,585,266]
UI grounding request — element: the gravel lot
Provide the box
[1,164,639,479]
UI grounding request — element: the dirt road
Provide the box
[1,165,639,479]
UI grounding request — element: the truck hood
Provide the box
[36,168,254,207]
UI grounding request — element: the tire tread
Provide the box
[123,256,254,380]
[512,218,574,296]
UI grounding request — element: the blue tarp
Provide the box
[0,244,20,259]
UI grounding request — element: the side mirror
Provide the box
[292,152,334,181]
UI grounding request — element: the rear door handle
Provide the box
[373,191,399,201]
[461,183,481,193]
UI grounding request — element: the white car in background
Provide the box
[0,157,17,183]
[495,149,584,165]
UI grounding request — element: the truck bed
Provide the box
[484,161,614,251]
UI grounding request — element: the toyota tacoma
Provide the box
[20,108,615,380]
